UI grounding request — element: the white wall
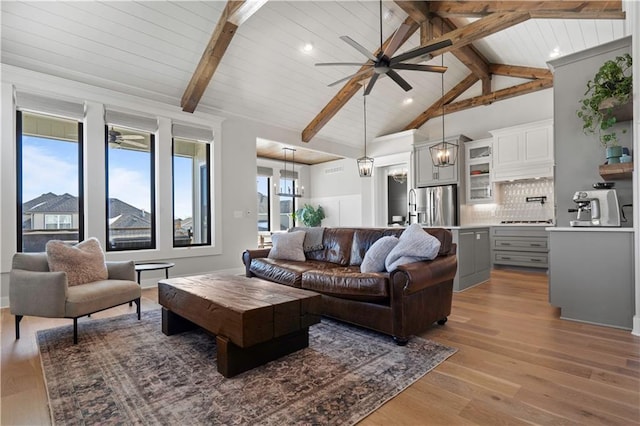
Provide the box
[309,158,362,227]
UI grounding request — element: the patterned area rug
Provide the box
[37,310,456,425]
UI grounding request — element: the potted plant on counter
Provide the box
[577,53,632,163]
[295,204,325,227]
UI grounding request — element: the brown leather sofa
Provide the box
[242,227,457,344]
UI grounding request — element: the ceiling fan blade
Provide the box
[386,70,412,92]
[383,24,411,58]
[316,62,372,67]
[364,74,380,96]
[390,39,453,65]
[121,134,145,140]
[339,36,377,62]
[391,64,447,73]
[119,140,148,149]
[327,68,372,87]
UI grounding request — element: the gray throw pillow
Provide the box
[268,231,306,261]
[360,236,399,273]
[385,224,441,272]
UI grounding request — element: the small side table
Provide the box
[135,262,175,284]
[131,262,175,306]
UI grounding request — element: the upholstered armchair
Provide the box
[10,252,141,344]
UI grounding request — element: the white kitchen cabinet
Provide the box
[464,138,493,204]
[414,135,469,187]
[490,119,554,181]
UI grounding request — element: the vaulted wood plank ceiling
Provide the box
[298,0,624,142]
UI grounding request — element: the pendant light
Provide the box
[429,28,458,168]
[276,147,302,197]
[357,90,374,177]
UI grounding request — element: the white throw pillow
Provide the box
[385,224,441,272]
[268,231,306,262]
[360,236,399,273]
[46,237,109,286]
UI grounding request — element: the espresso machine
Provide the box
[568,189,621,227]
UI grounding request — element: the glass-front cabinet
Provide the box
[465,138,494,204]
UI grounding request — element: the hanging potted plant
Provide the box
[576,53,632,163]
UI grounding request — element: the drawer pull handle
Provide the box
[530,258,542,262]
[502,256,511,260]
[500,242,511,246]
[530,243,542,247]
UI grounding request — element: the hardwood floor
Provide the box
[2,269,639,425]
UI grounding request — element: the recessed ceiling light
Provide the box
[302,43,314,53]
[549,47,561,58]
[383,8,395,21]
[403,97,413,106]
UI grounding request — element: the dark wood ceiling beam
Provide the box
[442,78,554,116]
[489,64,553,80]
[403,74,480,131]
[426,1,624,18]
[395,1,491,82]
[302,17,420,143]
[181,0,267,113]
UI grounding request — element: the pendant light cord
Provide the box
[363,89,368,156]
[441,20,445,146]
[379,0,383,52]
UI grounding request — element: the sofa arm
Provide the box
[10,269,67,317]
[242,248,271,277]
[390,254,458,296]
[106,261,136,281]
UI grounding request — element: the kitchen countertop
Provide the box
[462,223,552,227]
[546,226,635,233]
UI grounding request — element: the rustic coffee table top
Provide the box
[158,273,321,348]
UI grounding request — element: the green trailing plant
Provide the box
[577,53,632,147]
[295,204,325,227]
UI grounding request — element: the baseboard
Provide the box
[633,315,640,336]
[1,296,8,309]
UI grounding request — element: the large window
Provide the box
[257,175,270,231]
[172,137,211,247]
[16,111,83,252]
[105,125,155,251]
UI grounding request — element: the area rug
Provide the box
[37,310,456,425]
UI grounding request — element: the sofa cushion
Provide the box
[45,238,108,286]
[302,267,389,303]
[385,224,441,272]
[289,227,325,251]
[250,258,334,288]
[305,228,354,266]
[268,231,306,262]
[349,229,384,266]
[360,236,399,273]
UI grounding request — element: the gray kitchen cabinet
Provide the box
[491,226,549,269]
[548,228,634,329]
[414,135,470,187]
[451,227,490,291]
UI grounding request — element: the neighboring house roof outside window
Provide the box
[25,193,77,213]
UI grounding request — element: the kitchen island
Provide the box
[547,227,635,329]
[421,225,491,292]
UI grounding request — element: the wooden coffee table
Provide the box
[157,273,321,378]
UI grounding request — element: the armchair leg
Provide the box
[73,318,78,344]
[15,315,23,340]
[135,298,141,320]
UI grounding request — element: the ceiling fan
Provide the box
[107,127,147,149]
[316,1,453,95]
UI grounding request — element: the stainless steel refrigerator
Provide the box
[408,185,458,226]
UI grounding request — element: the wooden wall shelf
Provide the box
[599,162,633,180]
[598,98,633,122]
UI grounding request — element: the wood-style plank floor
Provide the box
[2,269,639,425]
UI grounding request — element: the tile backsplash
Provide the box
[462,178,555,224]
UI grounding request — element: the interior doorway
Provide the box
[386,166,408,225]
